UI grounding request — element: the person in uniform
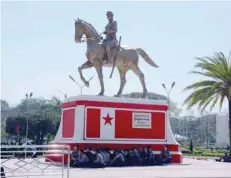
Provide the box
[102,11,118,64]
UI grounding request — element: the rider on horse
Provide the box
[102,11,118,64]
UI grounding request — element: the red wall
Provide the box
[62,109,75,138]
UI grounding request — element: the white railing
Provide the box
[1,144,70,178]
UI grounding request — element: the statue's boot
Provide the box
[103,52,111,65]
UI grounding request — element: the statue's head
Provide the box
[74,18,85,43]
[106,11,113,20]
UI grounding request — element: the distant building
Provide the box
[216,112,229,148]
[174,134,188,141]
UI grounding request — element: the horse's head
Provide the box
[74,18,101,44]
[74,18,86,43]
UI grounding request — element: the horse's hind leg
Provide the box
[131,65,148,98]
[78,61,93,87]
[115,68,127,97]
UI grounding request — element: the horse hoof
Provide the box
[98,92,104,96]
[85,81,90,88]
[114,94,119,97]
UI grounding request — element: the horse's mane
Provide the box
[81,19,101,40]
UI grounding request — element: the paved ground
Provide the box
[69,158,231,178]
[1,158,231,178]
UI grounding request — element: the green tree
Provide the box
[17,98,47,114]
[4,96,62,144]
[1,100,10,140]
[6,115,54,144]
[183,51,231,147]
[170,101,182,117]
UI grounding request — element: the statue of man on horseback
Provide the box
[102,11,118,64]
[74,14,159,98]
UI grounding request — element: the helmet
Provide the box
[106,11,114,16]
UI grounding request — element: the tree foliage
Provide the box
[6,115,56,145]
[183,52,231,111]
[2,96,62,144]
[183,51,231,147]
[170,113,217,147]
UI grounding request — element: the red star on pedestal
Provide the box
[103,113,113,125]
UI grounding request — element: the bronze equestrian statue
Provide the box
[75,11,159,98]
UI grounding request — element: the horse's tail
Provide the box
[136,48,159,68]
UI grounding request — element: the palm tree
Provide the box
[183,51,231,148]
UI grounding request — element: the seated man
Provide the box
[70,145,79,167]
[139,146,147,165]
[92,149,106,168]
[160,145,172,164]
[141,146,152,166]
[131,147,141,166]
[146,146,156,165]
[84,147,95,165]
[102,148,111,165]
[109,149,125,167]
[125,150,133,166]
[223,153,231,163]
[100,149,107,165]
[75,149,89,167]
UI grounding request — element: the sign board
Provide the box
[132,112,152,129]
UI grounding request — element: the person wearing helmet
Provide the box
[102,11,118,64]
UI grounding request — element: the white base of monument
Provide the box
[46,95,183,163]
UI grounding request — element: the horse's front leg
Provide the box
[94,59,104,96]
[78,61,93,87]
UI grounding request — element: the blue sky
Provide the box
[1,1,231,115]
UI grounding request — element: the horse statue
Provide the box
[74,18,159,98]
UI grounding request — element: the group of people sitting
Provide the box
[216,152,231,163]
[70,145,172,168]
